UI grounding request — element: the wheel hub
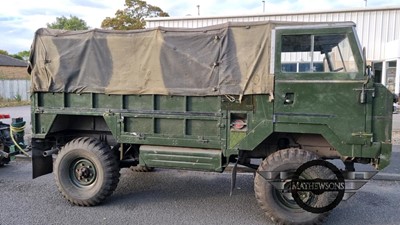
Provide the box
[275,174,314,210]
[70,158,97,187]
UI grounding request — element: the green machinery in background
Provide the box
[0,114,27,166]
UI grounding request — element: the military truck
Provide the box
[28,21,393,224]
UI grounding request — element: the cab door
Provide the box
[272,26,370,148]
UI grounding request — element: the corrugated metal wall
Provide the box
[146,7,400,61]
[0,80,30,101]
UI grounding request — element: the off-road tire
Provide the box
[254,148,331,225]
[54,137,120,206]
[130,165,155,172]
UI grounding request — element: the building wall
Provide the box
[0,66,30,100]
[146,6,400,62]
[0,66,29,80]
[0,80,30,101]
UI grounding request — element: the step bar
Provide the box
[139,145,223,172]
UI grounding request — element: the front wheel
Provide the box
[254,148,331,225]
[54,137,120,206]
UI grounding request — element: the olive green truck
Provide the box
[28,21,393,224]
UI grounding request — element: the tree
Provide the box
[0,50,25,60]
[0,50,9,55]
[47,15,89,30]
[10,54,23,60]
[16,51,30,61]
[101,0,169,30]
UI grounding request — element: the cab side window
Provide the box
[281,34,358,73]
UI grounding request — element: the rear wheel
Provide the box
[54,137,120,206]
[254,148,331,225]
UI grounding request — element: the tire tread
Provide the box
[254,148,329,225]
[54,137,120,206]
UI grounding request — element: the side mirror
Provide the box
[366,65,373,78]
[362,47,374,78]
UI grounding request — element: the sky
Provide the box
[0,0,398,54]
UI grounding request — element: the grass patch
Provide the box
[0,96,30,107]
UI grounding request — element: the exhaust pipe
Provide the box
[42,148,60,157]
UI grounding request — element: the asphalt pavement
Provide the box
[0,105,31,131]
[2,160,400,225]
[1,105,400,224]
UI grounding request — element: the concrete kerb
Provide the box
[15,151,32,162]
[373,172,400,181]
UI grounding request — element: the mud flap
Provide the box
[230,157,239,196]
[32,139,53,178]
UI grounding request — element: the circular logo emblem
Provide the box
[290,160,345,213]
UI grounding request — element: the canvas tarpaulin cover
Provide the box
[28,22,275,97]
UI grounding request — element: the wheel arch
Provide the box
[42,114,117,145]
[32,115,118,179]
[243,132,341,160]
